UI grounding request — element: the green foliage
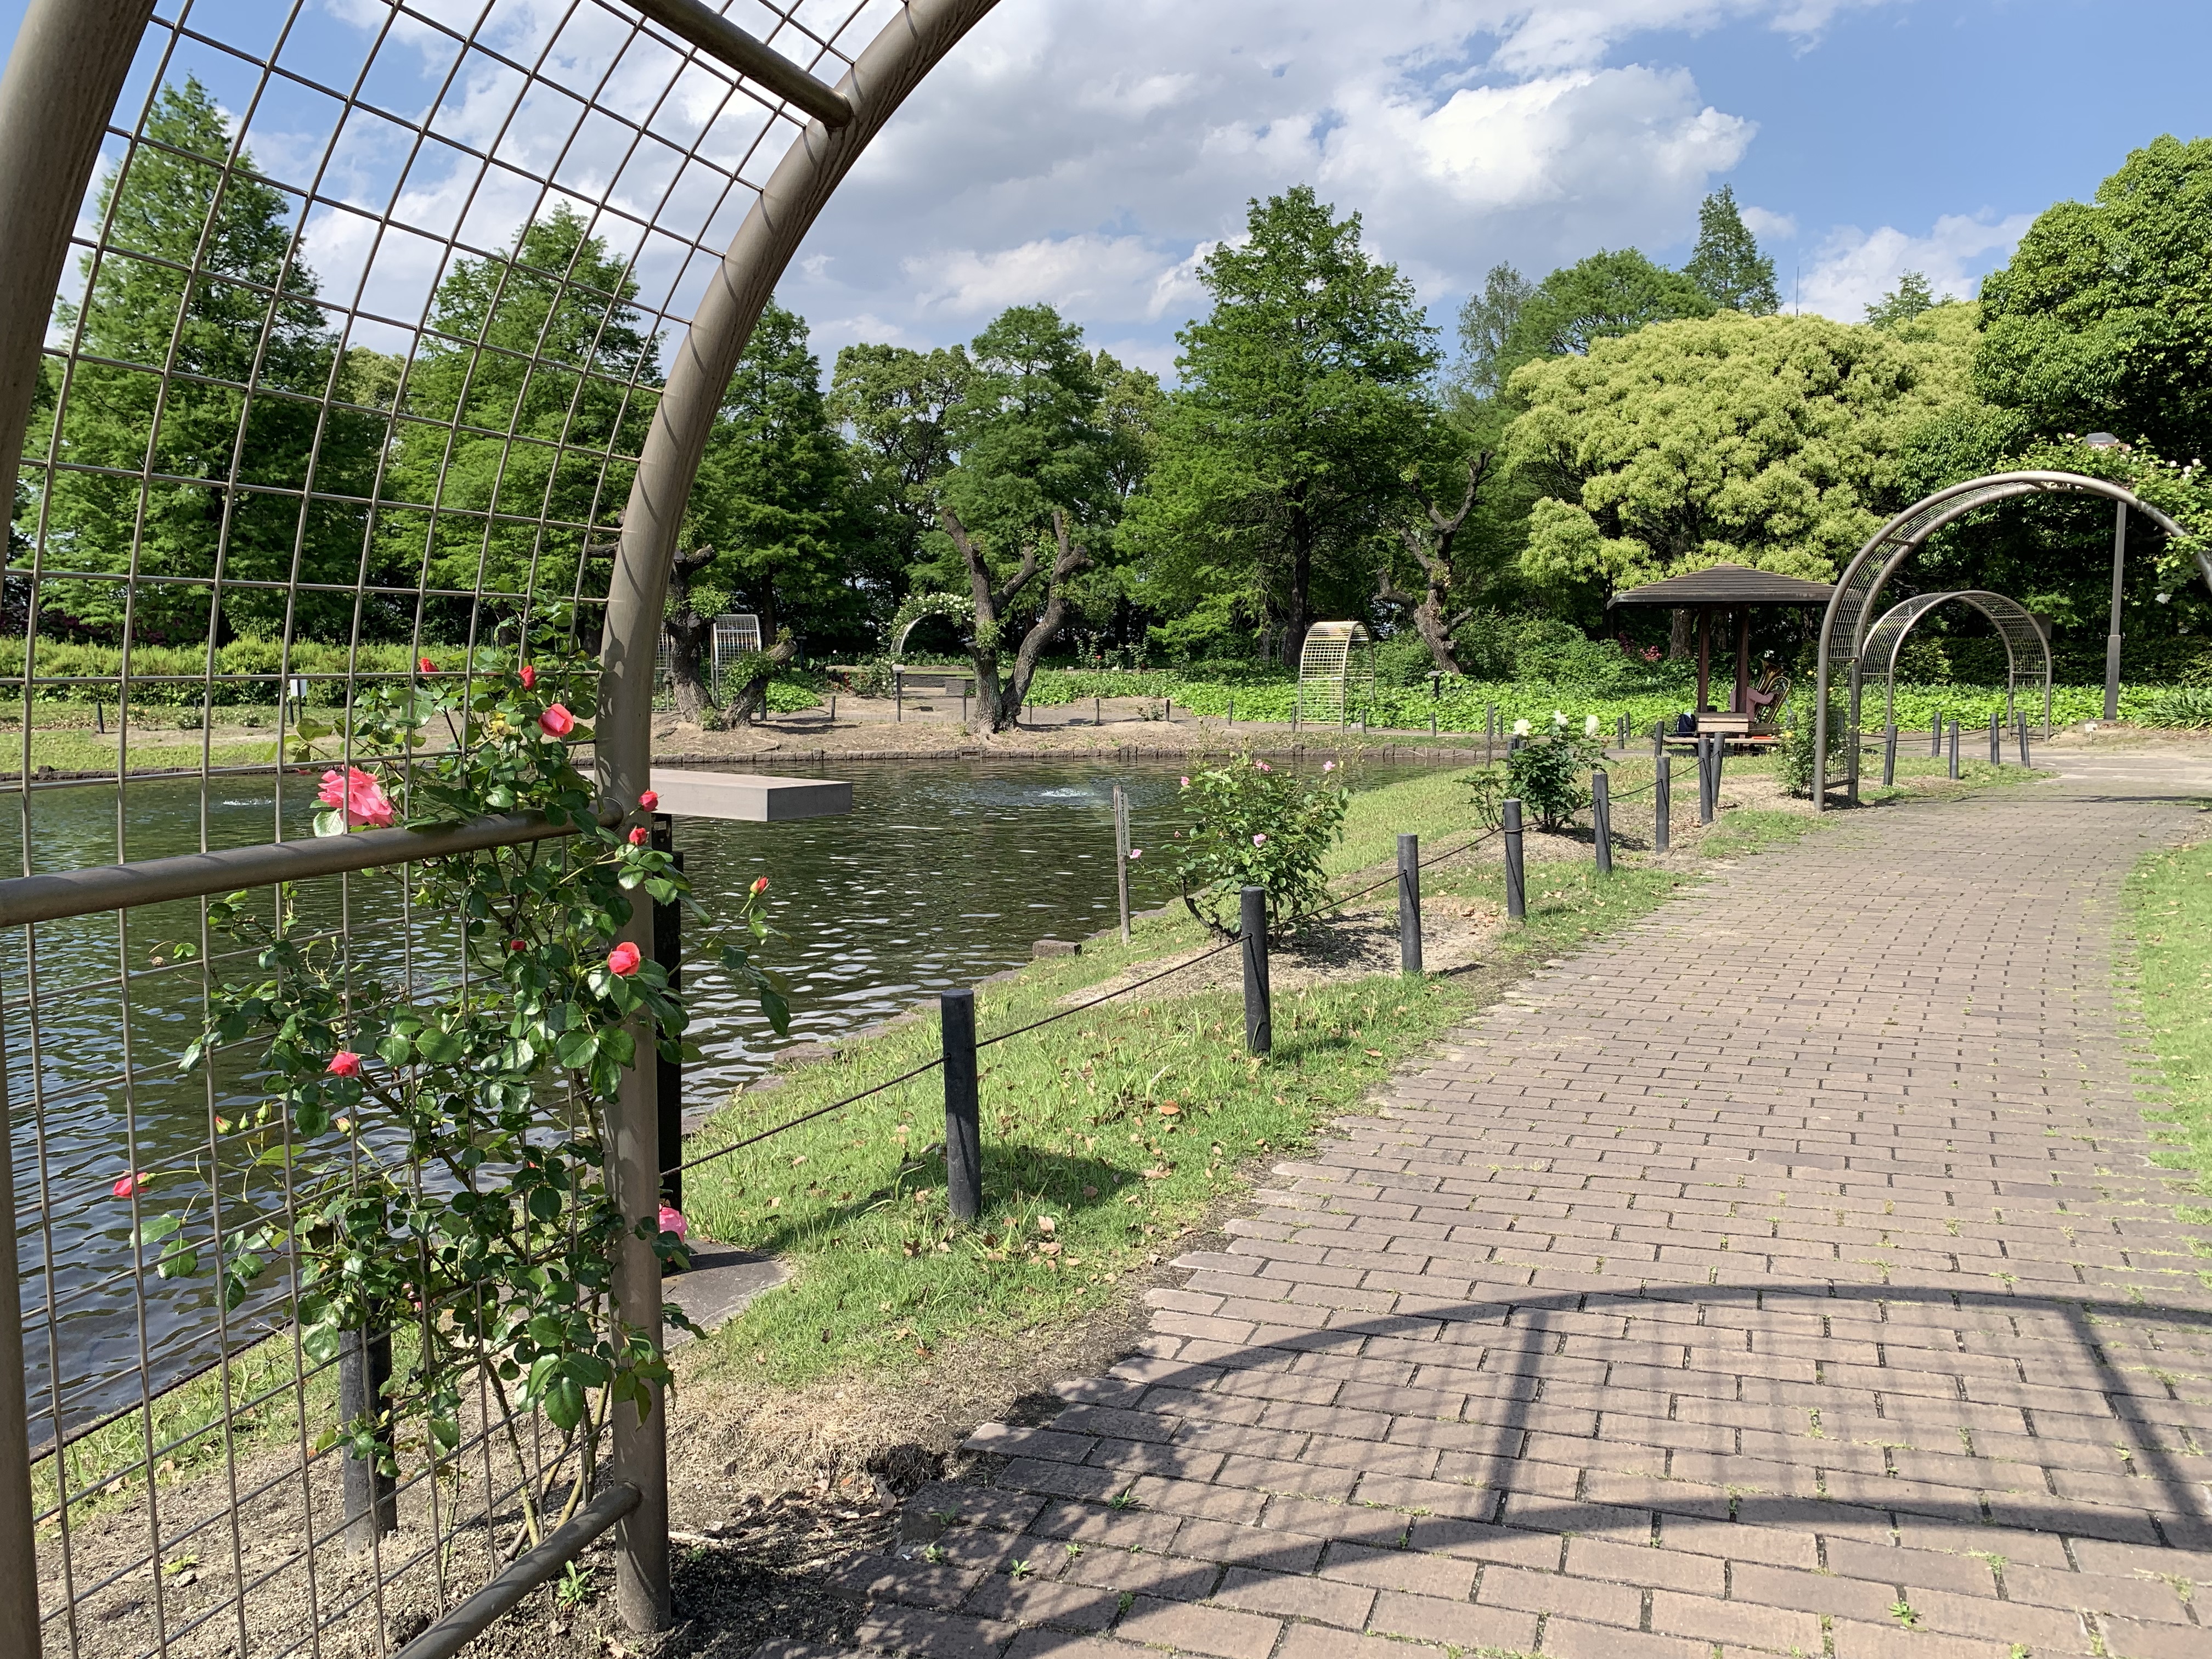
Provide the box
[36,79,386,642]
[690,300,864,647]
[382,206,659,609]
[1454,262,1536,402]
[830,340,972,583]
[1977,134,2212,461]
[1474,714,1604,830]
[2140,686,2212,727]
[143,619,785,1541]
[1683,186,1779,315]
[1509,308,1979,591]
[1866,271,1942,329]
[2123,840,2212,1195]
[1127,187,1438,657]
[1774,693,1848,796]
[1167,754,1349,935]
[0,639,447,704]
[1495,249,1716,387]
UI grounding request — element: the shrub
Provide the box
[2142,685,2212,727]
[1169,754,1348,936]
[1776,693,1848,794]
[1465,711,1604,830]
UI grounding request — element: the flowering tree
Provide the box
[137,616,785,1544]
[1167,755,1348,935]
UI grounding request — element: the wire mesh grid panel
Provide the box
[2,1,902,1653]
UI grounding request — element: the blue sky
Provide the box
[3,0,2203,376]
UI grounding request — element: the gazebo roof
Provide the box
[1610,563,1836,607]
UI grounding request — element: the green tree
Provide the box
[1683,185,1780,314]
[382,205,660,623]
[1508,308,1977,594]
[829,341,972,598]
[37,78,382,643]
[1866,271,1940,329]
[1128,185,1437,664]
[690,300,859,647]
[1977,135,2212,459]
[1495,249,1716,387]
[930,304,1114,730]
[1454,262,1534,401]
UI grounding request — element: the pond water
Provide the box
[5,754,1414,1448]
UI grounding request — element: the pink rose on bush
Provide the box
[638,790,658,810]
[606,941,641,977]
[326,1051,363,1078]
[318,766,394,829]
[1252,833,1268,847]
[538,704,575,737]
[629,827,649,845]
[657,1205,688,1242]
[750,876,769,895]
[112,1171,141,1199]
[518,664,536,689]
[417,657,436,674]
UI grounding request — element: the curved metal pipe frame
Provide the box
[594,0,1002,1628]
[1812,473,2204,806]
[1861,589,2055,745]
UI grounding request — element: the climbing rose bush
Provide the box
[1168,754,1348,936]
[1467,709,1604,830]
[138,612,787,1544]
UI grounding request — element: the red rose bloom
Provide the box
[638,789,658,810]
[629,827,649,845]
[518,664,536,689]
[326,1051,364,1079]
[606,941,642,977]
[538,704,575,737]
[417,657,436,674]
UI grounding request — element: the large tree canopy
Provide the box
[1977,134,2212,460]
[38,78,383,642]
[1128,185,1437,663]
[1509,307,1978,592]
[1494,249,1716,389]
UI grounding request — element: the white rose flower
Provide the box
[1512,718,1532,737]
[1584,714,1601,737]
[1552,709,1567,726]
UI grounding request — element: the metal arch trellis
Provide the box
[0,1,1002,1655]
[1811,471,2212,808]
[1294,620,1373,728]
[1859,589,2055,741]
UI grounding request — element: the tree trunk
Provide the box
[1668,607,1692,660]
[939,506,1090,733]
[726,631,798,725]
[1285,499,1313,671]
[662,542,720,726]
[1379,452,1490,676]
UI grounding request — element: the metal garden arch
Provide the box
[1811,471,2210,807]
[1858,589,2053,745]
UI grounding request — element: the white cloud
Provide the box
[1797,211,2034,319]
[1741,205,1797,240]
[781,0,1910,366]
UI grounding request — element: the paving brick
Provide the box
[1273,1627,1445,1659]
[1364,1587,1539,1651]
[1209,1566,1373,1628]
[1541,1616,1709,1659]
[1316,1541,1479,1598]
[1649,1589,1821,1652]
[1476,1561,1641,1627]
[1111,1595,1279,1659]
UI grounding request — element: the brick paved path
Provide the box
[760,759,2212,1659]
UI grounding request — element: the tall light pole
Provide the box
[2085,433,2126,719]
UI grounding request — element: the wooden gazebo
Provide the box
[1611,563,1835,731]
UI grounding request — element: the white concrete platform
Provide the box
[647,768,851,822]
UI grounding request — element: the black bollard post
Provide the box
[1651,719,1663,760]
[1989,710,2001,765]
[1948,720,1960,780]
[1697,736,1714,825]
[2017,711,2032,766]
[1240,886,1272,1055]
[1397,834,1422,975]
[650,815,685,1212]
[1931,707,1942,755]
[895,669,903,723]
[1503,799,1526,921]
[1616,713,1628,748]
[1709,733,1725,816]
[1112,783,1131,944]
[1655,754,1671,853]
[940,989,981,1223]
[340,1325,397,1549]
[1882,724,1898,787]
[1592,770,1612,875]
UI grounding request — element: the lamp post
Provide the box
[2086,432,2126,720]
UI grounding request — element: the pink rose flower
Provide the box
[1128,848,1142,860]
[1322,760,1335,772]
[1256,761,1272,772]
[657,1204,688,1242]
[112,1171,140,1199]
[326,1051,363,1079]
[417,657,436,674]
[629,827,649,845]
[318,766,394,829]
[1252,833,1268,847]
[518,664,536,689]
[538,704,575,737]
[1179,776,1190,787]
[750,876,769,895]
[606,941,642,977]
[638,790,658,811]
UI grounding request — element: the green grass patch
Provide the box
[2123,831,2212,1196]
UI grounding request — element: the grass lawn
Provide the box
[680,751,2034,1389]
[2123,830,2212,1207]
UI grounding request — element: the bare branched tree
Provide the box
[1376,449,1493,675]
[937,505,1090,731]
